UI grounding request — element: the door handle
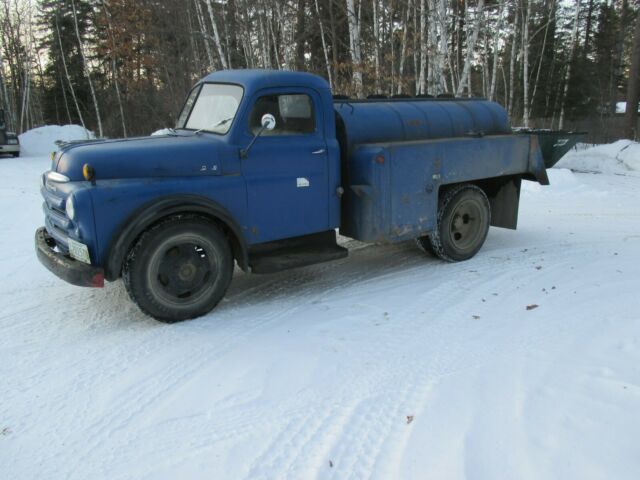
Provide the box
[311,148,326,155]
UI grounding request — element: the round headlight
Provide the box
[66,195,76,220]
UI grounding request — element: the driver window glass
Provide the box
[249,94,315,136]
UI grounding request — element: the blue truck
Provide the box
[36,69,552,322]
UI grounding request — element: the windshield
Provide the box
[176,83,243,134]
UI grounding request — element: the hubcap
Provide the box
[448,199,484,252]
[152,242,217,301]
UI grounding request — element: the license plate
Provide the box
[68,238,91,264]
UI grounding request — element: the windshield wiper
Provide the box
[194,117,234,135]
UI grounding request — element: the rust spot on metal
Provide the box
[375,155,385,164]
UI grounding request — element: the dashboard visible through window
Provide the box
[249,94,315,136]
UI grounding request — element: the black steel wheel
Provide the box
[123,216,233,322]
[417,184,490,262]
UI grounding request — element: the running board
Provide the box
[248,230,348,274]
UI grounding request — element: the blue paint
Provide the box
[38,69,548,279]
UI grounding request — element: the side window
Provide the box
[249,94,315,136]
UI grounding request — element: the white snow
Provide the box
[18,125,93,157]
[556,139,640,175]
[151,128,173,136]
[1,136,640,479]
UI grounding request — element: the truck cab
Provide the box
[36,69,550,323]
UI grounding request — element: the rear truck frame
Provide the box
[36,69,558,323]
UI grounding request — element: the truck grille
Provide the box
[41,185,71,253]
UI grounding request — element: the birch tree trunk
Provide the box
[194,0,215,70]
[294,0,306,70]
[314,0,333,88]
[529,0,553,118]
[456,0,485,97]
[71,0,102,137]
[372,0,381,93]
[413,0,420,93]
[205,0,228,69]
[624,9,640,138]
[55,11,86,133]
[489,0,505,101]
[559,1,580,130]
[346,0,364,98]
[418,0,427,94]
[437,0,448,93]
[508,8,519,117]
[397,0,411,94]
[522,0,531,127]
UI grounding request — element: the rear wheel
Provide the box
[123,216,233,322]
[417,184,490,262]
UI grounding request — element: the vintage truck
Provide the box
[36,69,553,322]
[0,109,20,157]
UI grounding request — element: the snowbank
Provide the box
[556,139,640,175]
[18,125,93,157]
[151,128,173,136]
[523,168,581,194]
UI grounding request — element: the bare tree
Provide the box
[71,0,102,137]
[205,0,228,69]
[457,0,485,97]
[522,0,532,127]
[55,10,86,132]
[314,0,333,88]
[559,0,580,130]
[397,0,412,94]
[625,8,640,139]
[194,0,216,70]
[346,0,364,97]
[489,0,505,101]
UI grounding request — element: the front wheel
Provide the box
[123,216,233,322]
[417,184,491,262]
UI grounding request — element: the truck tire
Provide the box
[417,184,490,262]
[123,216,233,323]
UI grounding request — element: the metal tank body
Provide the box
[332,98,545,244]
[333,98,511,150]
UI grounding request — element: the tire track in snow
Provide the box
[234,242,592,479]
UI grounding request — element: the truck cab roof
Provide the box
[198,69,331,93]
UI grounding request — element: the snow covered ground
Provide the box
[1,134,639,479]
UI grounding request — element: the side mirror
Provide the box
[240,113,277,159]
[261,113,276,131]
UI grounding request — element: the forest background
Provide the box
[2,0,639,143]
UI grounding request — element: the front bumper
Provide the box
[35,227,104,287]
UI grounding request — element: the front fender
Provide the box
[104,194,249,280]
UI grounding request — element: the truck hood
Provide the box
[55,134,224,181]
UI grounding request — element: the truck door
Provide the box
[240,88,329,243]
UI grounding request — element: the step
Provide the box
[248,231,348,274]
